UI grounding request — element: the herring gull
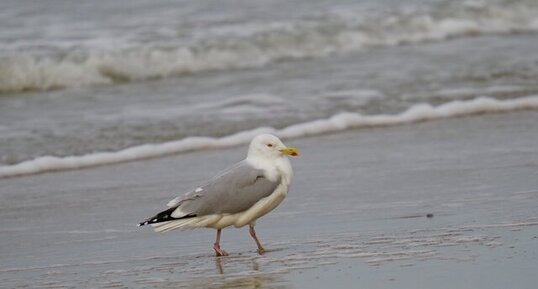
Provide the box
[138,134,299,256]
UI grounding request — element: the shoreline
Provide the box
[2,95,538,179]
[1,111,537,288]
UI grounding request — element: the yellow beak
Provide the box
[279,147,300,157]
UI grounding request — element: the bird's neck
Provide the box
[275,157,293,186]
[246,156,293,185]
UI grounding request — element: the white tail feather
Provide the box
[151,215,223,232]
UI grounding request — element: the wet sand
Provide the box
[1,111,538,288]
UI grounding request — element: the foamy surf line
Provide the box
[1,96,538,179]
[2,1,538,93]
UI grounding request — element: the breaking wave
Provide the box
[1,96,537,178]
[1,0,538,93]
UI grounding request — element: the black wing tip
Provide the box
[137,209,197,227]
[137,221,150,227]
[138,207,177,227]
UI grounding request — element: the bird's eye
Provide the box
[267,144,273,147]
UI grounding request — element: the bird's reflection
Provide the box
[215,256,225,274]
[214,255,260,275]
[210,256,288,289]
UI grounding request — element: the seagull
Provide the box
[138,134,299,256]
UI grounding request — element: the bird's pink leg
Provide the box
[213,229,228,257]
[249,224,266,255]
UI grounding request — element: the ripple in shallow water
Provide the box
[2,219,536,288]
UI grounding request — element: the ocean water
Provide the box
[1,0,538,176]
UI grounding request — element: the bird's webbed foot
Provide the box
[213,243,229,257]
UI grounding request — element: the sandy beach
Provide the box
[1,110,537,288]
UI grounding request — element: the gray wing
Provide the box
[169,161,280,217]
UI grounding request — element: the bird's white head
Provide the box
[247,134,300,161]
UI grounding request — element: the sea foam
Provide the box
[1,96,537,178]
[1,0,537,93]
